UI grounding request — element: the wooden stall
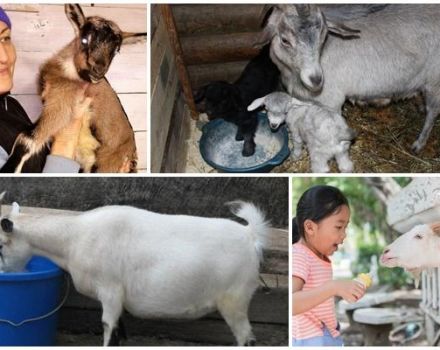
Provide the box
[151,5,266,173]
[3,4,148,172]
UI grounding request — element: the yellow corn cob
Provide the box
[356,273,372,288]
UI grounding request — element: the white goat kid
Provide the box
[0,201,269,346]
[248,92,356,173]
[380,222,440,287]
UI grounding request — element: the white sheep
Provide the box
[380,222,440,287]
[0,200,269,346]
[248,91,356,173]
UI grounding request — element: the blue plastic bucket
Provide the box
[0,256,64,345]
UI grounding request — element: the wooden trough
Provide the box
[151,4,267,173]
[1,205,288,345]
[3,4,148,172]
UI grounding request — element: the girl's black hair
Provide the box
[292,185,349,244]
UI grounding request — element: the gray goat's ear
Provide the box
[0,191,5,217]
[294,4,319,17]
[248,97,266,111]
[327,20,361,38]
[1,218,13,234]
[65,4,86,36]
[121,32,148,45]
[254,6,283,47]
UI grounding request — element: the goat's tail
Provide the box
[227,201,270,262]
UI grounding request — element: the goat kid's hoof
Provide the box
[235,132,244,141]
[410,141,423,155]
[242,143,256,157]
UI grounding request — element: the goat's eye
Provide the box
[280,36,291,47]
[81,37,88,46]
[415,234,423,240]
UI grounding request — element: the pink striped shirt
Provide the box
[292,242,339,339]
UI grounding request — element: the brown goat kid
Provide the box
[7,4,146,173]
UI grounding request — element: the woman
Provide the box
[0,6,89,172]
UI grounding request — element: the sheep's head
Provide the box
[65,4,147,84]
[380,223,440,286]
[257,5,360,93]
[0,199,32,273]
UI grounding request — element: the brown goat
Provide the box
[7,4,146,173]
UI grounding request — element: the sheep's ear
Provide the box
[1,218,13,234]
[430,222,440,235]
[248,97,266,111]
[65,4,86,36]
[121,32,148,45]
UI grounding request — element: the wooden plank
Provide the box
[135,131,147,171]
[172,4,267,36]
[161,5,197,119]
[181,32,260,65]
[12,94,147,131]
[188,61,248,89]
[161,93,191,173]
[13,52,146,95]
[7,5,147,54]
[150,15,179,173]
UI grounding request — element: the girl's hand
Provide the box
[332,280,366,303]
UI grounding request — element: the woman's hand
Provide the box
[50,89,92,159]
[332,280,366,303]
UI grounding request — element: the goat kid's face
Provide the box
[65,4,146,83]
[0,202,31,273]
[380,223,440,271]
[259,5,359,93]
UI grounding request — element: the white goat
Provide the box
[0,200,269,346]
[248,92,356,173]
[380,222,440,287]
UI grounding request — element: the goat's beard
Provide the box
[78,69,102,84]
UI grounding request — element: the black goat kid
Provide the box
[194,45,279,157]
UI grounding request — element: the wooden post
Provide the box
[161,4,198,120]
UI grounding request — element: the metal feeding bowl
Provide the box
[199,113,290,173]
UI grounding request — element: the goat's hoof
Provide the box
[410,141,423,154]
[245,339,256,346]
[235,133,244,141]
[242,143,255,157]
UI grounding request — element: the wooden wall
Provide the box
[3,4,148,172]
[172,4,267,89]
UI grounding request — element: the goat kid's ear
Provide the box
[1,218,13,234]
[193,86,207,104]
[65,4,86,36]
[121,32,148,45]
[327,20,361,38]
[248,97,266,111]
[430,222,440,236]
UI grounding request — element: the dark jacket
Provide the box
[0,93,48,172]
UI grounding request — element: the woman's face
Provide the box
[304,204,350,257]
[0,21,16,94]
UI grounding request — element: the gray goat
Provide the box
[259,4,440,153]
[248,92,355,173]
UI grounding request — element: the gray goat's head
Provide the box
[258,4,360,92]
[65,4,147,84]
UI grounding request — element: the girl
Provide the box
[292,185,366,346]
[0,6,90,172]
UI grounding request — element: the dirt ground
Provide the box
[186,96,440,173]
